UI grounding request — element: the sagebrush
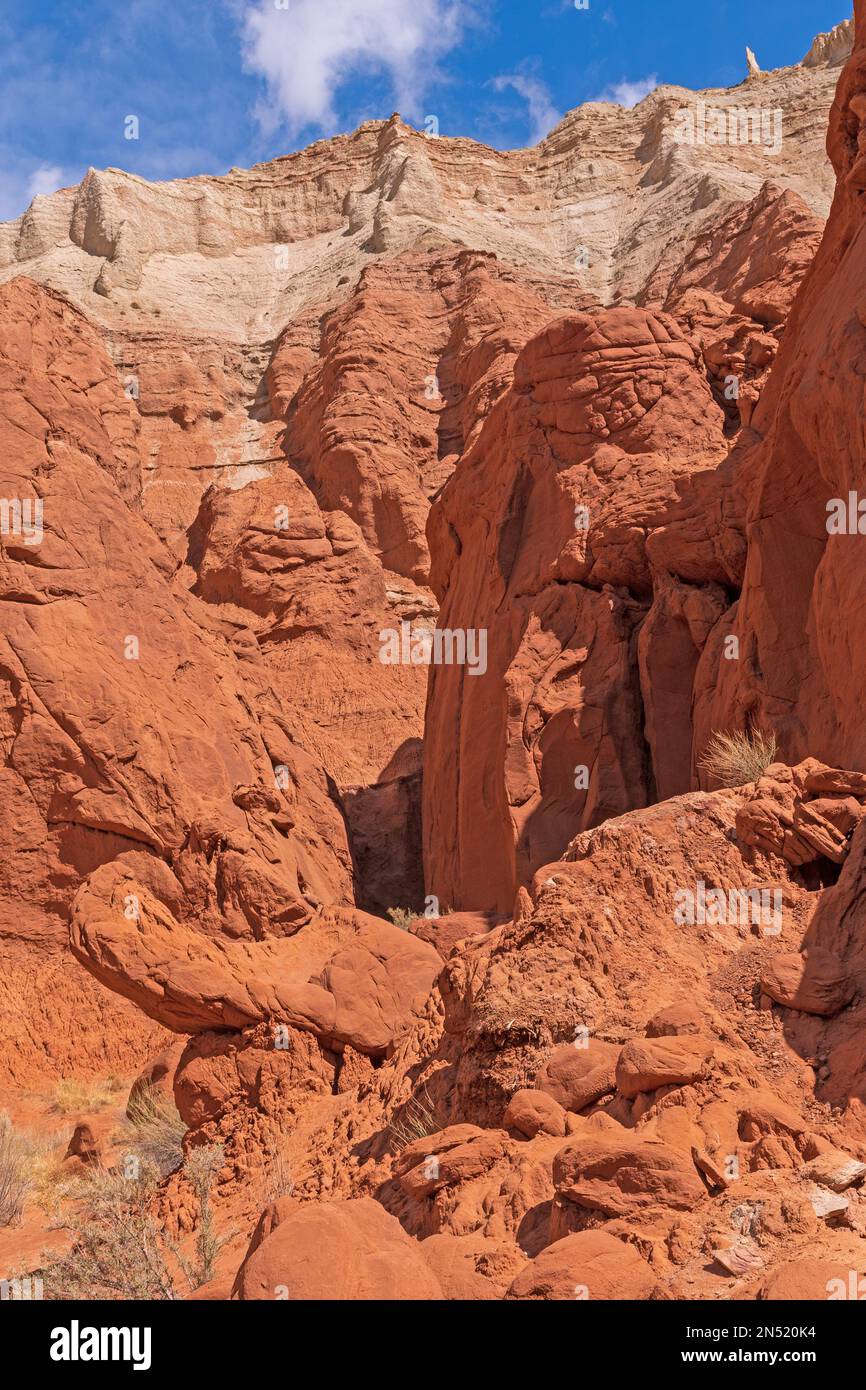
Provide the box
[43,1144,228,1300]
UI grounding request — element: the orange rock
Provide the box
[507,1230,658,1301]
[64,1123,102,1167]
[424,307,728,912]
[615,1036,714,1098]
[234,1199,443,1301]
[127,1039,188,1116]
[760,1259,866,1301]
[1,11,863,1306]
[553,1136,707,1217]
[72,864,441,1054]
[760,949,855,1017]
[420,1232,522,1300]
[396,1126,511,1200]
[503,1089,567,1138]
[645,1002,705,1037]
[536,1040,619,1113]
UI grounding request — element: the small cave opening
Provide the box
[798,856,843,892]
[341,738,425,918]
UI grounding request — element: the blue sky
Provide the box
[0,0,852,219]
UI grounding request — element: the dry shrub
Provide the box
[386,906,416,930]
[0,1113,34,1227]
[698,728,777,788]
[122,1088,187,1178]
[44,1144,228,1300]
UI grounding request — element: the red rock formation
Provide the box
[423,306,728,911]
[5,13,866,1308]
[698,0,866,772]
[0,276,353,1082]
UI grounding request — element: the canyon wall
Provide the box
[6,14,866,1306]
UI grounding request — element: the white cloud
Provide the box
[0,162,72,222]
[491,72,560,144]
[591,74,658,108]
[25,164,65,200]
[241,0,467,137]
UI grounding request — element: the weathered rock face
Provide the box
[278,250,593,584]
[0,27,848,946]
[698,3,866,774]
[5,12,866,1307]
[0,276,353,1080]
[185,248,592,913]
[423,306,729,911]
[71,861,440,1054]
[153,760,866,1301]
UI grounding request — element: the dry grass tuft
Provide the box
[0,1112,35,1227]
[49,1075,126,1116]
[259,1145,295,1207]
[386,906,417,930]
[698,728,777,788]
[121,1089,187,1178]
[387,1086,442,1152]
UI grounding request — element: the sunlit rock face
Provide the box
[7,18,866,1308]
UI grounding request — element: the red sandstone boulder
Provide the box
[420,1232,522,1300]
[760,948,854,1017]
[396,1126,511,1200]
[615,1036,714,1098]
[63,1123,103,1168]
[553,1135,706,1217]
[536,1040,619,1113]
[503,1088,567,1138]
[72,862,441,1053]
[127,1039,188,1116]
[645,1002,705,1037]
[234,1199,443,1300]
[760,1259,866,1301]
[507,1230,658,1300]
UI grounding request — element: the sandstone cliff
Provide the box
[3,15,866,1306]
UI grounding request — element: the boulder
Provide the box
[760,948,854,1017]
[645,1002,705,1037]
[507,1230,658,1300]
[615,1035,714,1098]
[536,1040,619,1113]
[72,865,441,1054]
[63,1123,103,1168]
[760,1259,866,1301]
[553,1135,706,1217]
[234,1199,444,1300]
[503,1089,567,1138]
